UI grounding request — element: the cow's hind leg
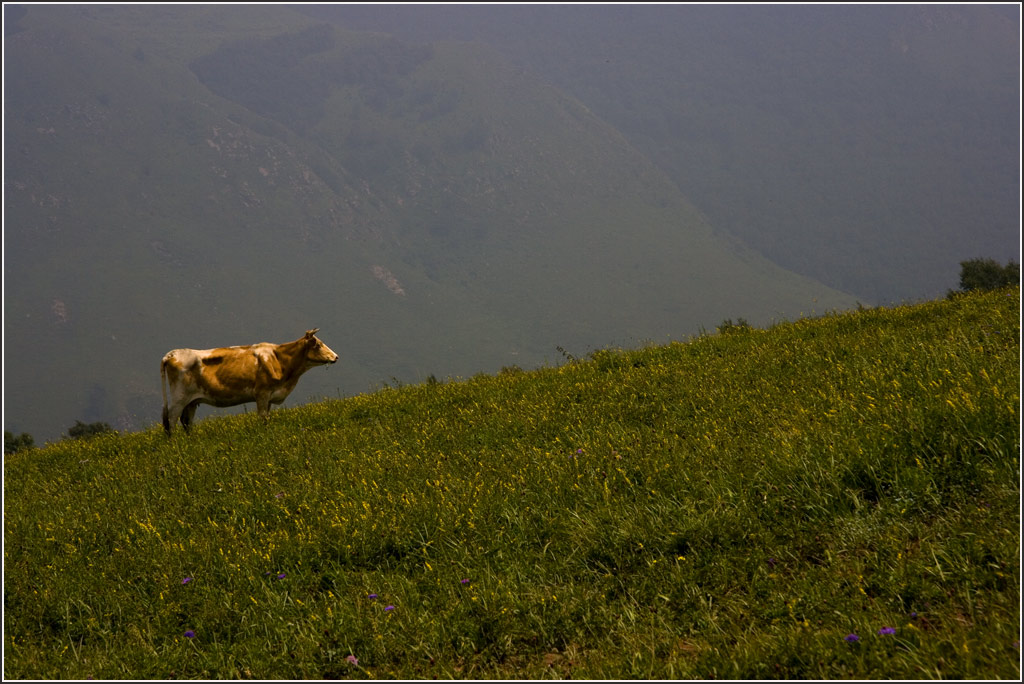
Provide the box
[164,402,185,437]
[181,400,200,432]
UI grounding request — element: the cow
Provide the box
[161,329,338,435]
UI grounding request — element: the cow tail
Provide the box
[160,356,170,433]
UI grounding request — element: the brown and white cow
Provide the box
[161,329,338,435]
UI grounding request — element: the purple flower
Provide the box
[460,578,471,585]
[878,626,896,635]
[384,605,395,612]
[184,630,195,639]
[181,577,193,585]
[277,572,286,580]
[346,654,359,666]
[368,593,379,600]
[766,557,777,567]
[844,633,860,643]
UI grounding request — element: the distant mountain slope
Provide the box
[304,4,1020,303]
[4,5,859,444]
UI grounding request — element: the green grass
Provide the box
[5,288,1020,679]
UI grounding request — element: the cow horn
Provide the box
[306,328,320,337]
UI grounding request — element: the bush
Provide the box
[66,420,114,440]
[4,430,35,454]
[957,258,1019,293]
[717,317,751,334]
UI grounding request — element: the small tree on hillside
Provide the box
[958,258,1019,293]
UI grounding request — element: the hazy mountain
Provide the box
[6,5,869,444]
[300,4,1021,304]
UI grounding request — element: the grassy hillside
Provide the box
[4,288,1019,679]
[4,4,861,445]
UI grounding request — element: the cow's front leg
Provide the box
[255,393,273,422]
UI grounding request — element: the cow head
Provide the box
[304,328,339,365]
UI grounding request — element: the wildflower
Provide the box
[184,630,195,639]
[460,578,470,585]
[766,557,777,567]
[277,572,286,580]
[368,593,379,600]
[181,577,193,585]
[844,633,860,643]
[878,626,896,635]
[384,605,395,612]
[346,655,359,666]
